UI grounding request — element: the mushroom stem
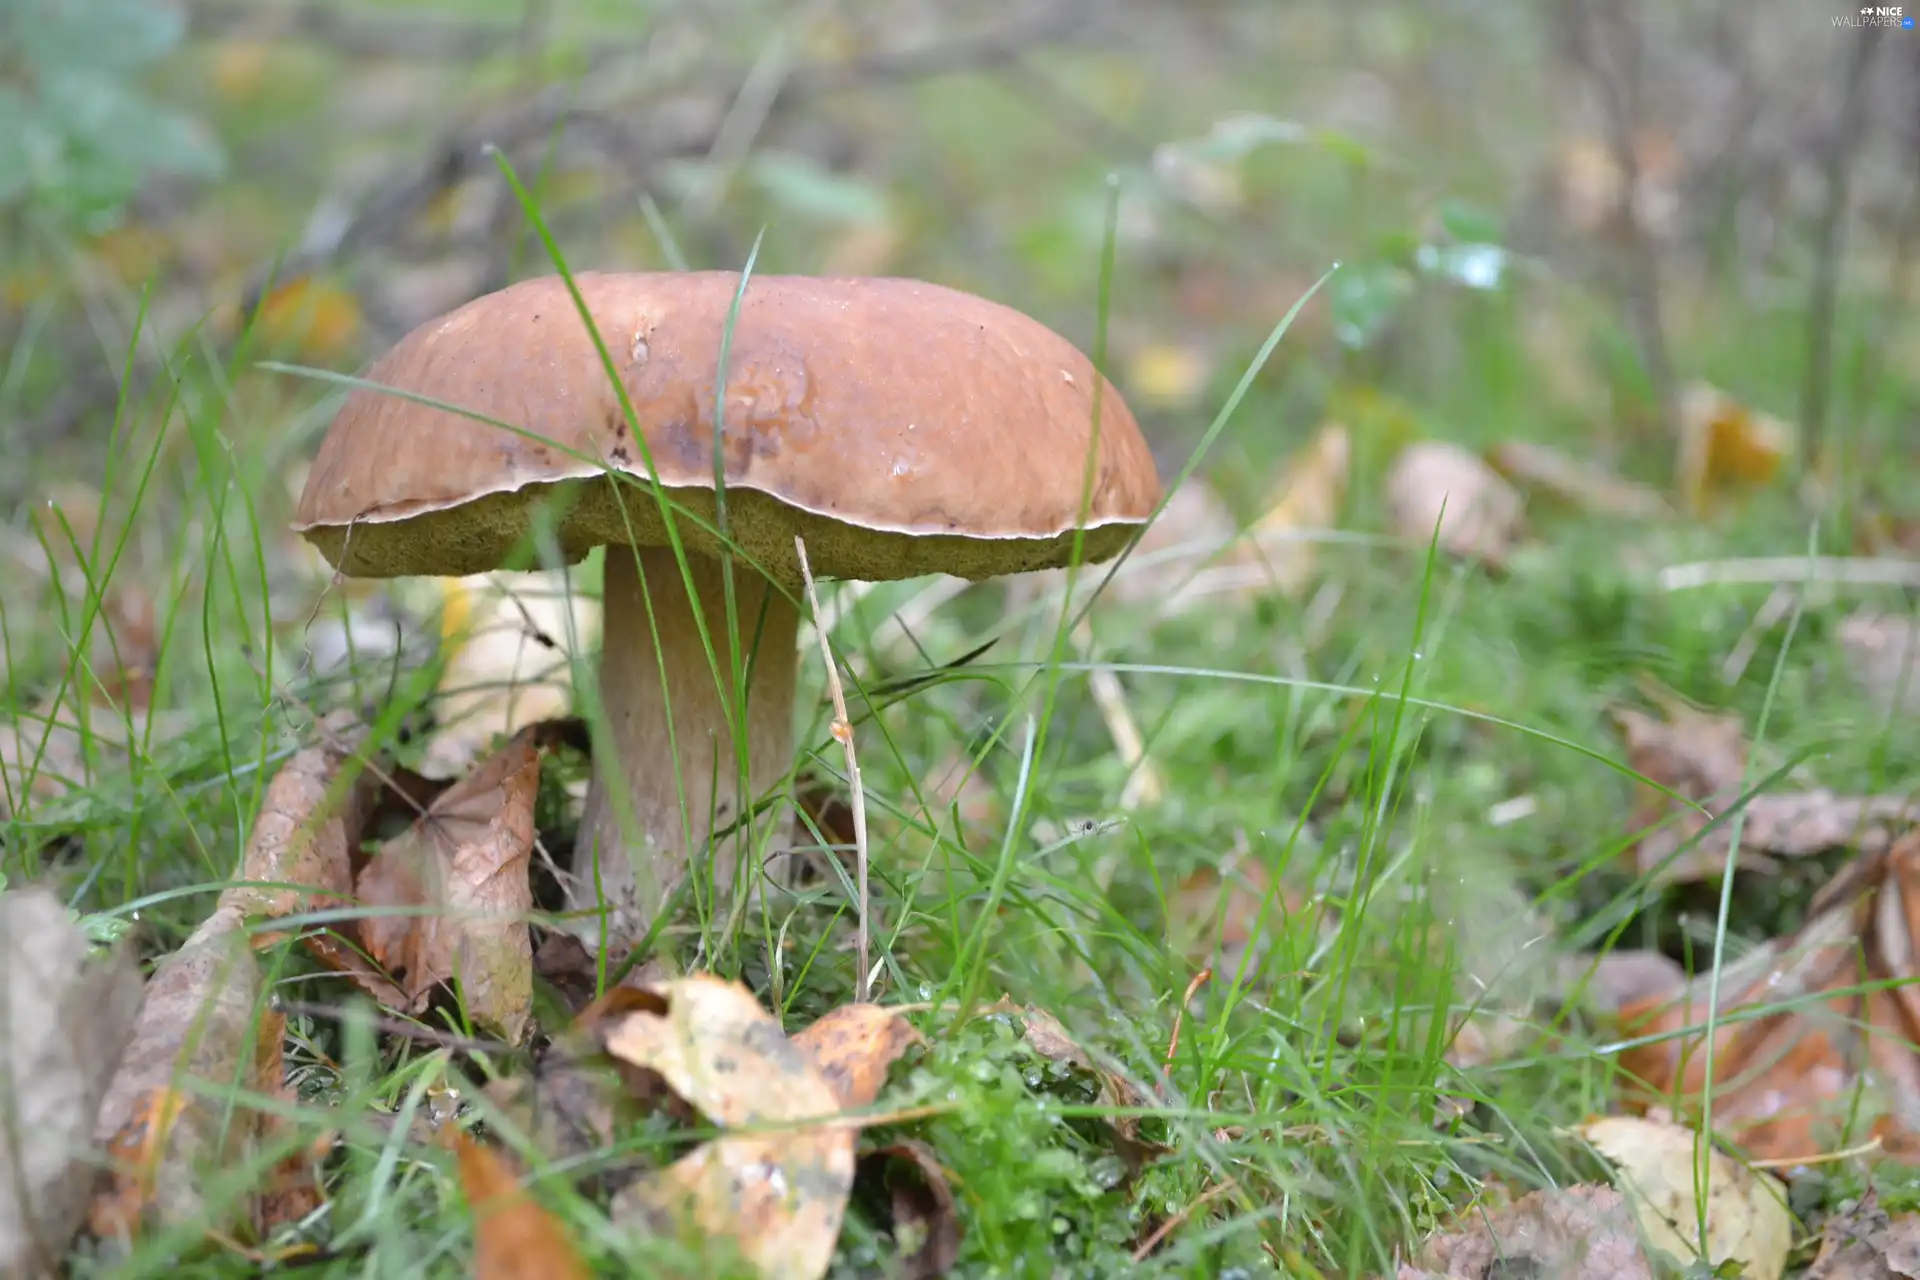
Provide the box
[571,544,798,950]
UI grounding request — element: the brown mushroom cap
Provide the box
[293,271,1163,586]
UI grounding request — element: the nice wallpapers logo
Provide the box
[1837,5,1916,25]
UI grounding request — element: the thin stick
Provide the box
[1075,619,1163,809]
[795,536,873,1001]
[1130,1177,1239,1262]
[1659,556,1920,592]
[1163,967,1212,1080]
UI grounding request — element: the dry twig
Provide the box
[795,536,873,1002]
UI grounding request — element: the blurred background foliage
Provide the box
[4,0,1915,522]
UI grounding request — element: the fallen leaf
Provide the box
[792,1004,924,1111]
[851,1141,961,1280]
[1576,1115,1792,1280]
[358,726,543,1043]
[1676,382,1796,511]
[1235,423,1350,598]
[1807,1188,1920,1278]
[1613,698,1920,879]
[451,1130,590,1280]
[1402,1183,1653,1279]
[422,570,599,779]
[1384,440,1522,566]
[1124,341,1213,411]
[1614,832,1920,1165]
[220,712,374,921]
[1002,1004,1170,1171]
[1556,948,1687,1017]
[602,975,856,1279]
[1487,439,1671,519]
[90,905,263,1240]
[0,887,143,1277]
[252,275,364,365]
[1612,697,1749,879]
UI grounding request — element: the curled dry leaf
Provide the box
[1400,1183,1653,1279]
[220,711,374,922]
[451,1130,590,1280]
[0,887,143,1278]
[1576,1115,1791,1280]
[791,1003,925,1111]
[851,1141,961,1280]
[1384,440,1522,566]
[1615,832,1920,1165]
[357,726,543,1043]
[421,570,600,779]
[1001,1004,1170,1171]
[1486,439,1670,520]
[90,905,268,1241]
[602,975,856,1280]
[1807,1188,1920,1279]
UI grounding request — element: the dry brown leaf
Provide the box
[602,975,856,1280]
[451,1130,590,1280]
[792,1004,924,1111]
[1614,699,1920,879]
[1576,1115,1792,1280]
[1807,1188,1920,1278]
[1233,423,1350,599]
[1002,1004,1170,1170]
[1486,439,1671,519]
[1676,382,1796,511]
[357,726,543,1043]
[90,905,263,1240]
[852,1140,961,1280]
[1384,441,1522,566]
[1556,948,1686,1017]
[0,887,143,1277]
[1402,1183,1653,1279]
[219,711,374,921]
[1614,832,1920,1165]
[422,570,599,779]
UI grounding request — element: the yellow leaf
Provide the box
[1575,1115,1792,1280]
[1676,381,1795,511]
[253,276,364,364]
[1124,342,1212,410]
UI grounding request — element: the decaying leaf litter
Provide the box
[12,386,1920,1278]
[9,8,1920,1269]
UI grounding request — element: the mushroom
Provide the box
[292,271,1162,950]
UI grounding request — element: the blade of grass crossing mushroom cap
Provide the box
[705,231,773,955]
[487,155,733,948]
[488,150,775,955]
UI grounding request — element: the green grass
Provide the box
[9,7,1920,1278]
